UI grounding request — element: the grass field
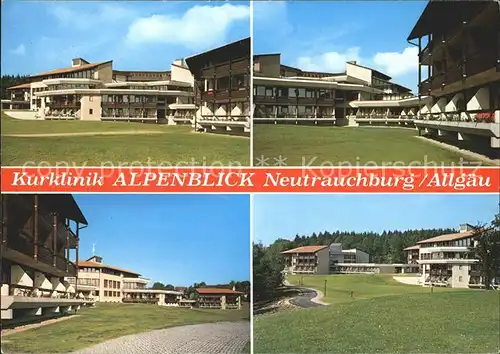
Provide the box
[253,125,492,166]
[2,303,250,353]
[287,274,456,304]
[1,113,249,166]
[254,275,500,353]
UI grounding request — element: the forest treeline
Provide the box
[253,227,457,303]
[151,280,250,300]
[260,228,457,264]
[1,74,30,99]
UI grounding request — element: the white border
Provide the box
[249,0,254,168]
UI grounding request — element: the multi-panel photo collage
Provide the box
[1,1,499,353]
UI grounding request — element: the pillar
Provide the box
[52,213,57,267]
[34,195,39,261]
[221,295,226,310]
[2,195,7,252]
[75,223,79,295]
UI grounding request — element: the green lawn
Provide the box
[2,303,250,353]
[254,275,500,353]
[288,274,456,304]
[253,125,492,166]
[1,113,249,166]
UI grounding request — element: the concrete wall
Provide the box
[346,62,372,85]
[356,250,370,263]
[254,55,281,77]
[80,95,102,121]
[451,264,470,288]
[316,248,330,274]
[95,62,113,83]
[171,61,194,86]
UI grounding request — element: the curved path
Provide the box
[288,287,325,308]
[71,321,250,354]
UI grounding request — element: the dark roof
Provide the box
[112,70,170,74]
[253,53,281,58]
[78,261,140,276]
[195,287,243,295]
[300,70,345,78]
[31,61,112,78]
[7,83,31,90]
[282,245,329,254]
[185,37,250,79]
[391,82,412,93]
[280,64,302,73]
[38,194,88,225]
[417,230,475,244]
[407,1,495,40]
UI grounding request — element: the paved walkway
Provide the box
[393,276,422,286]
[3,110,38,120]
[71,321,250,354]
[4,131,164,138]
[283,280,329,308]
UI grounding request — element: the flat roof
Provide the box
[195,287,244,295]
[7,83,31,90]
[31,61,112,78]
[282,245,329,254]
[77,261,141,277]
[416,230,475,244]
[407,1,493,40]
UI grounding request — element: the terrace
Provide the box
[1,194,93,324]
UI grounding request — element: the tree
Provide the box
[151,282,165,290]
[164,284,175,290]
[253,242,284,303]
[468,214,500,290]
[1,74,30,99]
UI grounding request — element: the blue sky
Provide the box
[254,1,428,92]
[1,1,250,75]
[72,194,250,286]
[253,194,499,245]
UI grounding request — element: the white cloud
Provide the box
[373,47,419,77]
[48,4,135,30]
[125,4,249,50]
[296,47,361,72]
[254,1,292,48]
[10,44,26,56]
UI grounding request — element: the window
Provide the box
[89,109,93,115]
[104,280,108,288]
[89,96,93,102]
[459,276,463,282]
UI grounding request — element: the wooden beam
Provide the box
[34,195,39,261]
[66,226,70,272]
[1,195,7,252]
[75,224,79,296]
[53,213,57,267]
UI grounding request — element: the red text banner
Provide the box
[1,167,499,193]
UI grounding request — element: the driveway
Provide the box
[71,321,250,354]
[288,287,324,308]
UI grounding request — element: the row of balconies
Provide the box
[254,96,340,105]
[419,53,497,94]
[201,59,249,78]
[201,88,248,102]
